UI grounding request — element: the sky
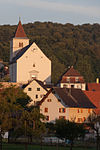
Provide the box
[0,0,100,25]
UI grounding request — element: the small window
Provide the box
[88,109,91,113]
[83,117,86,121]
[59,108,66,113]
[37,88,40,91]
[59,116,66,119]
[33,64,35,67]
[77,118,81,123]
[19,42,23,47]
[36,95,38,99]
[44,108,48,113]
[45,116,49,121]
[28,88,32,91]
[63,84,67,88]
[77,109,80,113]
[81,109,83,113]
[71,85,74,88]
[47,99,52,102]
[66,77,70,82]
[75,77,79,83]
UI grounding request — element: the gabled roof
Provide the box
[22,79,48,92]
[87,83,100,91]
[38,87,96,108]
[84,91,100,115]
[9,43,32,64]
[63,66,81,77]
[14,20,27,38]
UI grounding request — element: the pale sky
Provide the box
[0,0,100,25]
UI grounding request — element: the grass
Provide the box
[2,143,96,150]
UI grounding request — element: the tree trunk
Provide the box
[70,141,73,150]
[0,133,2,150]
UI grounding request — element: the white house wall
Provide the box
[17,43,51,83]
[24,80,47,105]
[40,93,69,122]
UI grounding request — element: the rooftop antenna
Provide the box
[19,16,21,21]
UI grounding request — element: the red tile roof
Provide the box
[84,91,100,115]
[64,66,81,76]
[87,83,100,91]
[14,20,27,38]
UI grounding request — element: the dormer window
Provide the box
[19,42,23,47]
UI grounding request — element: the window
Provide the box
[66,77,70,82]
[77,118,81,123]
[45,116,49,121]
[59,108,66,113]
[36,95,38,99]
[71,85,74,88]
[33,64,35,67]
[81,109,83,113]
[83,117,86,121]
[59,116,66,119]
[40,94,43,98]
[19,42,23,47]
[28,88,32,91]
[88,109,91,113]
[77,109,80,113]
[63,84,67,88]
[47,99,52,102]
[37,88,40,91]
[75,77,79,83]
[44,108,48,113]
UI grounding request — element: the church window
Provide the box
[19,42,23,47]
[36,95,38,99]
[33,64,35,67]
[47,99,52,102]
[28,88,32,91]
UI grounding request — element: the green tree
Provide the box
[55,119,85,150]
[88,114,100,150]
[0,86,31,150]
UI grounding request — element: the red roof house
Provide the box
[84,91,100,115]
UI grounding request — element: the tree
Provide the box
[55,119,85,150]
[88,114,100,150]
[0,85,31,150]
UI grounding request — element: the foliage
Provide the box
[0,22,100,83]
[55,119,85,150]
[88,114,100,150]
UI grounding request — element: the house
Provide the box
[38,87,95,123]
[84,91,100,115]
[87,83,100,91]
[23,79,48,106]
[58,66,86,90]
[9,20,51,84]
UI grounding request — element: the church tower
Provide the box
[10,20,29,61]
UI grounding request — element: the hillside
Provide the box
[0,22,100,83]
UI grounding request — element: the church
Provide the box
[9,20,51,84]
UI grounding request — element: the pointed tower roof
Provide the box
[14,20,27,38]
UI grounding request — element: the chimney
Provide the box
[96,78,99,84]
